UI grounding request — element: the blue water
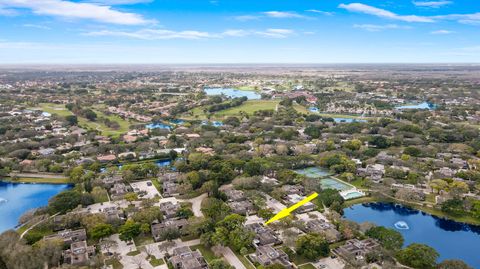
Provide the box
[204,88,261,100]
[155,159,171,167]
[146,123,172,129]
[0,181,72,233]
[333,118,367,123]
[307,107,367,123]
[396,102,436,110]
[344,203,480,268]
[169,119,185,125]
[201,120,224,127]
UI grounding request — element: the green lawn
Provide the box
[126,250,141,256]
[5,177,69,184]
[190,245,217,263]
[35,103,74,117]
[31,103,135,137]
[235,253,256,269]
[133,235,154,246]
[105,258,123,269]
[183,100,280,120]
[350,178,368,189]
[149,257,165,267]
[298,264,316,269]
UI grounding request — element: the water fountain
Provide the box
[394,220,410,230]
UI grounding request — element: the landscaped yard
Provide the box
[235,253,256,269]
[190,245,217,263]
[105,258,123,269]
[298,264,316,269]
[149,257,165,267]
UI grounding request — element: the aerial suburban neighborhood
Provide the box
[0,65,479,269]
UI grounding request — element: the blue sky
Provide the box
[0,0,479,63]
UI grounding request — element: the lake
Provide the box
[344,203,480,268]
[307,107,367,123]
[395,101,436,110]
[0,181,72,233]
[204,88,261,100]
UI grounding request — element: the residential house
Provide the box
[334,239,380,261]
[44,229,87,245]
[62,241,95,266]
[152,219,188,242]
[168,247,208,269]
[252,245,294,269]
[245,223,282,246]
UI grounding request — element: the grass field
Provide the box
[182,100,280,120]
[31,103,135,137]
[214,100,279,117]
[4,177,69,184]
[190,245,217,263]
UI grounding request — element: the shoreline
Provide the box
[344,195,480,226]
[1,177,70,185]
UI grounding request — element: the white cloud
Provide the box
[83,0,153,4]
[263,11,305,19]
[431,29,454,34]
[305,9,334,16]
[233,15,259,21]
[22,23,51,30]
[353,24,410,31]
[435,12,480,25]
[0,0,152,25]
[84,28,296,39]
[255,28,294,38]
[413,1,452,8]
[339,3,434,22]
[85,29,216,40]
[222,29,249,37]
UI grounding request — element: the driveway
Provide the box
[178,193,207,217]
[218,246,246,269]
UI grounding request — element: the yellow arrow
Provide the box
[265,192,318,225]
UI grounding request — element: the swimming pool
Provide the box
[340,189,365,200]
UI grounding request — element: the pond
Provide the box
[332,118,367,123]
[146,123,171,129]
[204,88,261,100]
[0,181,72,233]
[344,202,480,268]
[201,120,224,127]
[155,159,172,167]
[395,101,436,110]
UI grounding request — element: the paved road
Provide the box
[179,193,207,217]
[20,213,60,239]
[218,247,246,269]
